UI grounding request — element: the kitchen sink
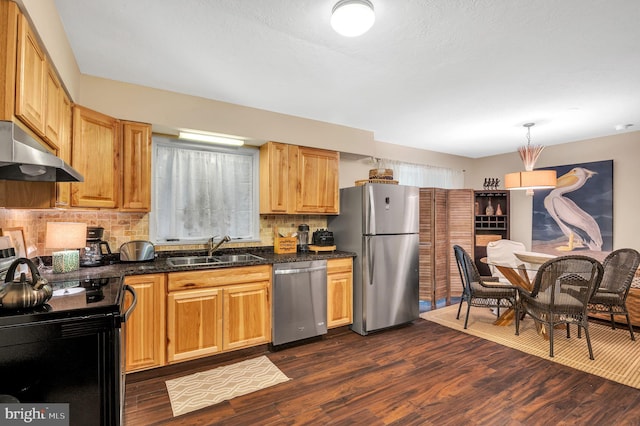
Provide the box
[166,256,221,267]
[214,253,264,263]
[166,253,264,267]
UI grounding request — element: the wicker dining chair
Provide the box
[453,245,517,329]
[515,255,603,360]
[588,248,640,341]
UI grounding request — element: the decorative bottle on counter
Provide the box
[485,198,494,216]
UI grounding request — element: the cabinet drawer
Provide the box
[327,257,353,274]
[168,265,271,291]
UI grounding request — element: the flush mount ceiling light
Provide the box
[331,0,375,37]
[504,123,557,195]
[178,131,244,146]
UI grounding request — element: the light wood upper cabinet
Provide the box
[260,142,339,214]
[327,257,353,328]
[259,141,289,213]
[0,0,19,121]
[71,105,120,208]
[124,274,166,373]
[291,145,339,214]
[44,63,62,147]
[54,94,72,208]
[121,120,152,211]
[15,13,46,136]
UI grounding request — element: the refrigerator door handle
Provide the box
[367,237,375,286]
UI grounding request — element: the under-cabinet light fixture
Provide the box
[178,131,244,146]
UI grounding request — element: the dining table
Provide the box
[481,251,557,338]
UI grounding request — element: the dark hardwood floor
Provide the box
[125,318,640,425]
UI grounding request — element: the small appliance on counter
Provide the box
[312,229,335,246]
[119,240,155,262]
[80,226,112,267]
[297,224,310,252]
[308,229,336,253]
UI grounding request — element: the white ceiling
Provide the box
[52,0,640,158]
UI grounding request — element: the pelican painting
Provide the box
[543,167,603,251]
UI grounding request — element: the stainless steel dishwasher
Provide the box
[272,260,328,346]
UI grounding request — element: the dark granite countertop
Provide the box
[40,247,356,283]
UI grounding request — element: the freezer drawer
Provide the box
[272,260,327,346]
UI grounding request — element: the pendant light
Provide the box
[331,0,375,37]
[504,123,556,195]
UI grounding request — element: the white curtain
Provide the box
[384,159,464,188]
[151,139,258,242]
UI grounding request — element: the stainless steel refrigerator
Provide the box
[328,183,419,335]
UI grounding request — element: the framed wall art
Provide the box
[0,227,27,258]
[531,160,613,257]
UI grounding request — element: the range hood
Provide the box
[0,120,83,182]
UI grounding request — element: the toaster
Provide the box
[119,241,156,262]
[312,229,335,247]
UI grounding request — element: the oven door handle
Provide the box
[122,284,137,322]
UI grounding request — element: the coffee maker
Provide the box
[80,226,112,267]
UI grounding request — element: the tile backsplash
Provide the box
[0,209,328,256]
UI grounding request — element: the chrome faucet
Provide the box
[208,235,231,256]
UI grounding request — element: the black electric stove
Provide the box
[0,275,136,426]
[0,275,124,327]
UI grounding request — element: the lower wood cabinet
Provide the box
[124,274,166,373]
[124,259,352,369]
[223,282,272,351]
[166,265,271,364]
[327,257,353,328]
[167,287,223,363]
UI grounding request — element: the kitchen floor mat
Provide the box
[165,355,291,417]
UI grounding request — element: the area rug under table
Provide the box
[165,355,291,417]
[420,304,640,389]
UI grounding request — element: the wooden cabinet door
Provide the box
[121,121,151,211]
[71,105,120,208]
[223,282,271,350]
[259,141,289,213]
[44,63,62,147]
[15,13,46,135]
[124,274,166,373]
[327,258,353,328]
[291,145,339,214]
[55,94,72,208]
[167,287,223,363]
